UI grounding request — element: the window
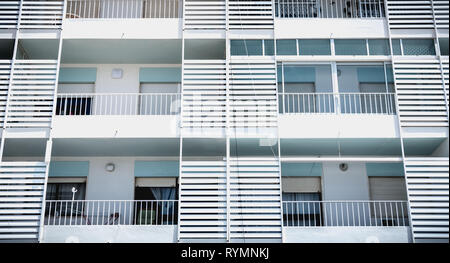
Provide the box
[335,39,367,55]
[337,64,395,114]
[298,39,331,55]
[402,39,436,56]
[276,39,297,55]
[280,64,334,113]
[264,39,275,56]
[392,39,402,55]
[46,183,86,200]
[282,192,321,226]
[56,96,92,115]
[134,177,178,225]
[369,177,408,226]
[439,38,449,56]
[368,39,390,55]
[230,39,263,56]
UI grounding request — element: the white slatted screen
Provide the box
[386,0,435,29]
[184,0,226,30]
[6,60,58,129]
[229,59,278,128]
[228,0,274,30]
[182,60,227,130]
[0,60,12,128]
[393,59,448,127]
[433,0,449,30]
[0,1,20,29]
[179,160,228,240]
[0,162,47,241]
[229,157,282,240]
[19,0,64,29]
[404,157,449,243]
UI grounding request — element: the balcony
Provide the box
[51,93,181,138]
[282,200,411,242]
[279,92,396,115]
[66,0,183,19]
[43,200,178,242]
[275,0,385,19]
[41,199,411,242]
[55,93,180,116]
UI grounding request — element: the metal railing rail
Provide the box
[280,92,396,115]
[56,93,180,116]
[44,200,178,226]
[282,200,409,227]
[66,0,183,19]
[275,0,385,18]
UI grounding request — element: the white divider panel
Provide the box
[442,58,449,110]
[0,60,12,129]
[404,157,449,243]
[393,59,448,127]
[386,0,435,29]
[229,157,282,240]
[229,59,278,128]
[0,162,47,241]
[228,0,274,30]
[433,0,449,30]
[182,60,227,129]
[6,60,58,129]
[184,0,226,30]
[0,1,20,29]
[19,0,64,29]
[179,160,228,240]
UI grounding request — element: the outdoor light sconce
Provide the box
[339,163,349,172]
[105,163,115,172]
[111,68,123,79]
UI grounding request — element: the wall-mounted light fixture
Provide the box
[105,163,115,172]
[111,68,123,79]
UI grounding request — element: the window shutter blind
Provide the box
[282,177,321,193]
[135,178,177,187]
[369,177,407,200]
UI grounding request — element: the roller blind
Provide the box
[282,177,321,193]
[135,178,177,187]
[369,177,407,201]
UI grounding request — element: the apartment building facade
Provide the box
[0,0,448,243]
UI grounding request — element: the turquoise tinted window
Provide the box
[264,39,274,55]
[230,40,263,56]
[392,39,402,55]
[402,39,436,55]
[335,39,367,55]
[298,39,331,55]
[368,39,390,55]
[439,38,449,56]
[276,39,297,55]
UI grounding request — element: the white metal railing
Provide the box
[66,0,182,19]
[282,201,409,227]
[44,200,178,226]
[275,0,385,18]
[280,93,396,115]
[56,93,180,116]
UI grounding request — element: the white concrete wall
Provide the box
[43,225,177,243]
[284,227,411,243]
[274,19,388,39]
[62,19,182,39]
[85,157,136,201]
[322,162,370,200]
[279,115,399,139]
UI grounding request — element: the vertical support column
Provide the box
[224,0,231,242]
[37,0,67,243]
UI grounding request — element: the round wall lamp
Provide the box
[105,163,115,172]
[339,163,348,172]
